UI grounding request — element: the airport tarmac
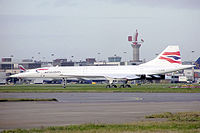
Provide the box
[0,93,200,130]
[1,93,200,103]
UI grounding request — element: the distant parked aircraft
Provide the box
[194,57,200,69]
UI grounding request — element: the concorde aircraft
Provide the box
[10,46,194,88]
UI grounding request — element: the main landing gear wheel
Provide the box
[106,84,117,88]
[119,84,131,88]
[119,84,125,88]
[112,84,117,88]
[106,85,110,88]
[125,84,131,88]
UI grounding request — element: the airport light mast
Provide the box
[128,30,144,62]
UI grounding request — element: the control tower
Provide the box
[128,30,144,62]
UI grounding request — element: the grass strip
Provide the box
[146,112,200,122]
[2,112,200,133]
[2,121,200,133]
[0,98,58,102]
[0,84,200,93]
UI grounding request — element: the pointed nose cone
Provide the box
[10,74,18,78]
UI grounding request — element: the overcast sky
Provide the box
[0,0,200,62]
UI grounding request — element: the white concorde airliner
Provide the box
[11,46,194,88]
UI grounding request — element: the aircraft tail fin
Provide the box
[19,65,26,72]
[194,57,200,69]
[141,45,182,66]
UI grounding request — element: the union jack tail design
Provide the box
[19,65,26,72]
[159,51,181,64]
[157,46,182,65]
[141,46,182,66]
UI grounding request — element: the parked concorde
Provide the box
[11,46,194,88]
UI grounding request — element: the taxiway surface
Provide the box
[0,93,200,130]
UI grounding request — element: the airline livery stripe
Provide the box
[37,69,49,71]
[162,51,180,56]
[167,56,181,60]
[159,56,181,64]
[19,67,26,71]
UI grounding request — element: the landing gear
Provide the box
[119,80,131,88]
[119,84,131,88]
[106,84,131,88]
[105,78,131,88]
[106,78,117,88]
[63,78,66,88]
[106,84,117,88]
